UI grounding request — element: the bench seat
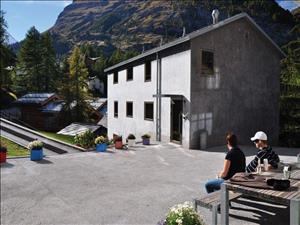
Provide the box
[194,191,242,225]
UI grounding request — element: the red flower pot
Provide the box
[115,141,123,149]
[0,152,7,163]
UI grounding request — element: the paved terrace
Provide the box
[1,143,299,225]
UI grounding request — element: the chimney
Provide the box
[212,9,219,24]
[182,27,186,37]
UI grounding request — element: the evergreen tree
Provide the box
[17,26,43,93]
[40,32,59,92]
[280,24,300,147]
[0,10,16,89]
[60,46,91,122]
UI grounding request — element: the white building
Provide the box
[105,13,284,149]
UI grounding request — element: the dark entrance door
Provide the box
[171,99,183,143]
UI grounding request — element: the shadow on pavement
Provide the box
[34,159,53,164]
[229,198,289,225]
[0,162,14,168]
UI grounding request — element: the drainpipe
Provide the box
[156,52,162,141]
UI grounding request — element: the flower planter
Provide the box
[142,138,150,145]
[115,141,123,149]
[96,143,107,152]
[127,139,135,147]
[0,152,7,163]
[30,148,43,161]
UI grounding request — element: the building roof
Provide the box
[15,93,56,105]
[97,114,107,128]
[57,123,102,136]
[86,98,107,111]
[104,13,285,73]
[41,100,65,113]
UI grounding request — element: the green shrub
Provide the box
[141,134,151,139]
[74,130,95,149]
[166,202,205,225]
[127,134,136,140]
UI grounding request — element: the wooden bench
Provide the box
[194,191,241,225]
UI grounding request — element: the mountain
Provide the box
[48,0,297,56]
[291,6,300,20]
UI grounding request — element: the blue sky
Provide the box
[1,0,300,42]
[2,0,72,42]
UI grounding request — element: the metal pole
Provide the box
[156,53,161,141]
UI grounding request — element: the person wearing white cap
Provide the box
[246,131,280,173]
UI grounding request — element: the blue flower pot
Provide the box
[96,143,107,152]
[30,148,43,161]
[142,138,150,145]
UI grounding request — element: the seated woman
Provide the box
[205,133,246,193]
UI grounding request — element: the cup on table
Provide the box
[263,159,269,171]
[256,164,262,174]
[283,166,291,179]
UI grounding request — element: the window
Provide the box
[144,102,154,120]
[145,61,151,81]
[127,67,133,81]
[126,102,133,118]
[113,71,118,84]
[114,101,118,118]
[201,51,214,75]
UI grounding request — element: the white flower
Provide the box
[176,218,182,224]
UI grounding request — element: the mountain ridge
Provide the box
[43,0,298,56]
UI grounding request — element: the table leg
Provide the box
[221,183,229,225]
[290,198,300,225]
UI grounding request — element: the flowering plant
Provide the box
[74,130,95,149]
[0,146,7,152]
[114,135,122,142]
[95,136,108,144]
[27,140,43,150]
[165,202,205,225]
[127,134,136,140]
[141,134,151,139]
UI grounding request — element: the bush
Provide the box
[74,130,95,149]
[95,136,108,144]
[165,202,205,225]
[27,140,43,150]
[127,134,136,140]
[0,146,7,152]
[114,135,122,142]
[141,134,151,139]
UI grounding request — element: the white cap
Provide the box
[250,131,267,141]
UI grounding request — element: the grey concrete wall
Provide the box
[190,18,282,149]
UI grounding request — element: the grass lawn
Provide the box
[0,136,29,157]
[39,131,74,145]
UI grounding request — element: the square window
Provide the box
[126,102,133,118]
[114,101,118,118]
[201,51,214,75]
[113,71,118,84]
[144,102,154,120]
[145,61,151,81]
[127,67,133,81]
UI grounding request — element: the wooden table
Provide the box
[221,169,300,225]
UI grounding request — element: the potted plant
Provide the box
[95,136,108,152]
[127,134,136,147]
[27,140,43,161]
[141,134,151,145]
[114,135,123,149]
[0,146,7,163]
[74,130,95,150]
[163,202,205,225]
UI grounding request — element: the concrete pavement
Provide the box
[1,143,299,225]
